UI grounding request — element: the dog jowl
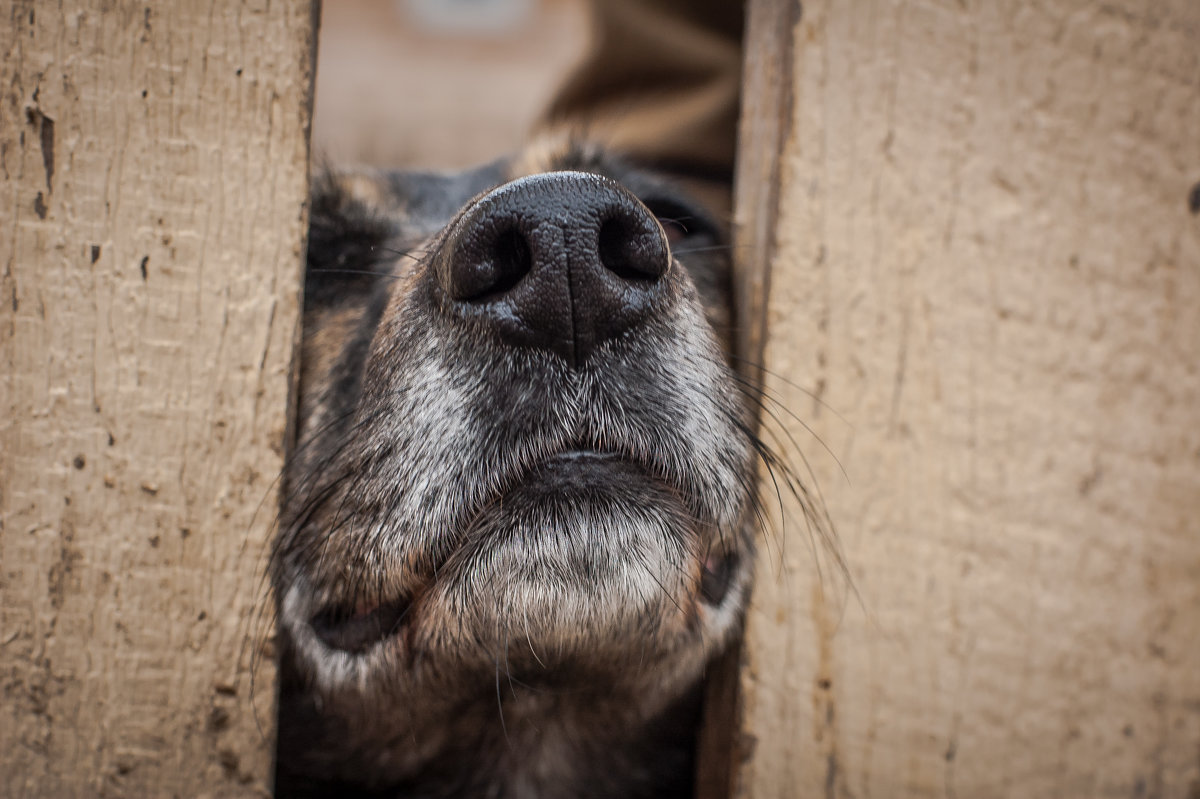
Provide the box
[272,141,759,798]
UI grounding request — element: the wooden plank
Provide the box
[698,3,805,798]
[733,0,1200,796]
[0,2,315,795]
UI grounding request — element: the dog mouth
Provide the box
[307,449,740,656]
[311,596,414,655]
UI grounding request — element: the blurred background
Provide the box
[312,0,587,170]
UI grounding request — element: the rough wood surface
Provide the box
[0,2,315,795]
[697,4,806,798]
[733,1,1200,797]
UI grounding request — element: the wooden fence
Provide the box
[729,1,1200,797]
[1,2,315,795]
[2,1,1197,796]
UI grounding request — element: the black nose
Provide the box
[433,171,670,367]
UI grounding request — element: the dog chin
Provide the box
[421,452,702,648]
[288,456,713,683]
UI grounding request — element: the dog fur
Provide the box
[271,139,761,798]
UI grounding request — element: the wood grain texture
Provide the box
[0,2,315,795]
[698,4,805,799]
[734,0,1200,797]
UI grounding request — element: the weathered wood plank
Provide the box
[697,4,806,798]
[734,0,1200,796]
[0,2,315,795]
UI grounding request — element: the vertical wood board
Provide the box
[734,1,1200,796]
[1,2,315,795]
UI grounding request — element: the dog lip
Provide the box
[540,448,625,464]
[699,549,738,606]
[522,446,663,488]
[310,595,414,655]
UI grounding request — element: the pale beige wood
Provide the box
[697,4,806,798]
[0,2,315,795]
[734,1,1200,797]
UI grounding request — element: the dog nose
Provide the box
[433,171,670,367]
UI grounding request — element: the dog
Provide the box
[271,138,763,798]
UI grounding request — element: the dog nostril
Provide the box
[597,213,670,283]
[434,172,675,367]
[448,224,533,302]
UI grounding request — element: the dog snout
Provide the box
[433,171,671,367]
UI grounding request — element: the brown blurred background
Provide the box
[312,0,587,169]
